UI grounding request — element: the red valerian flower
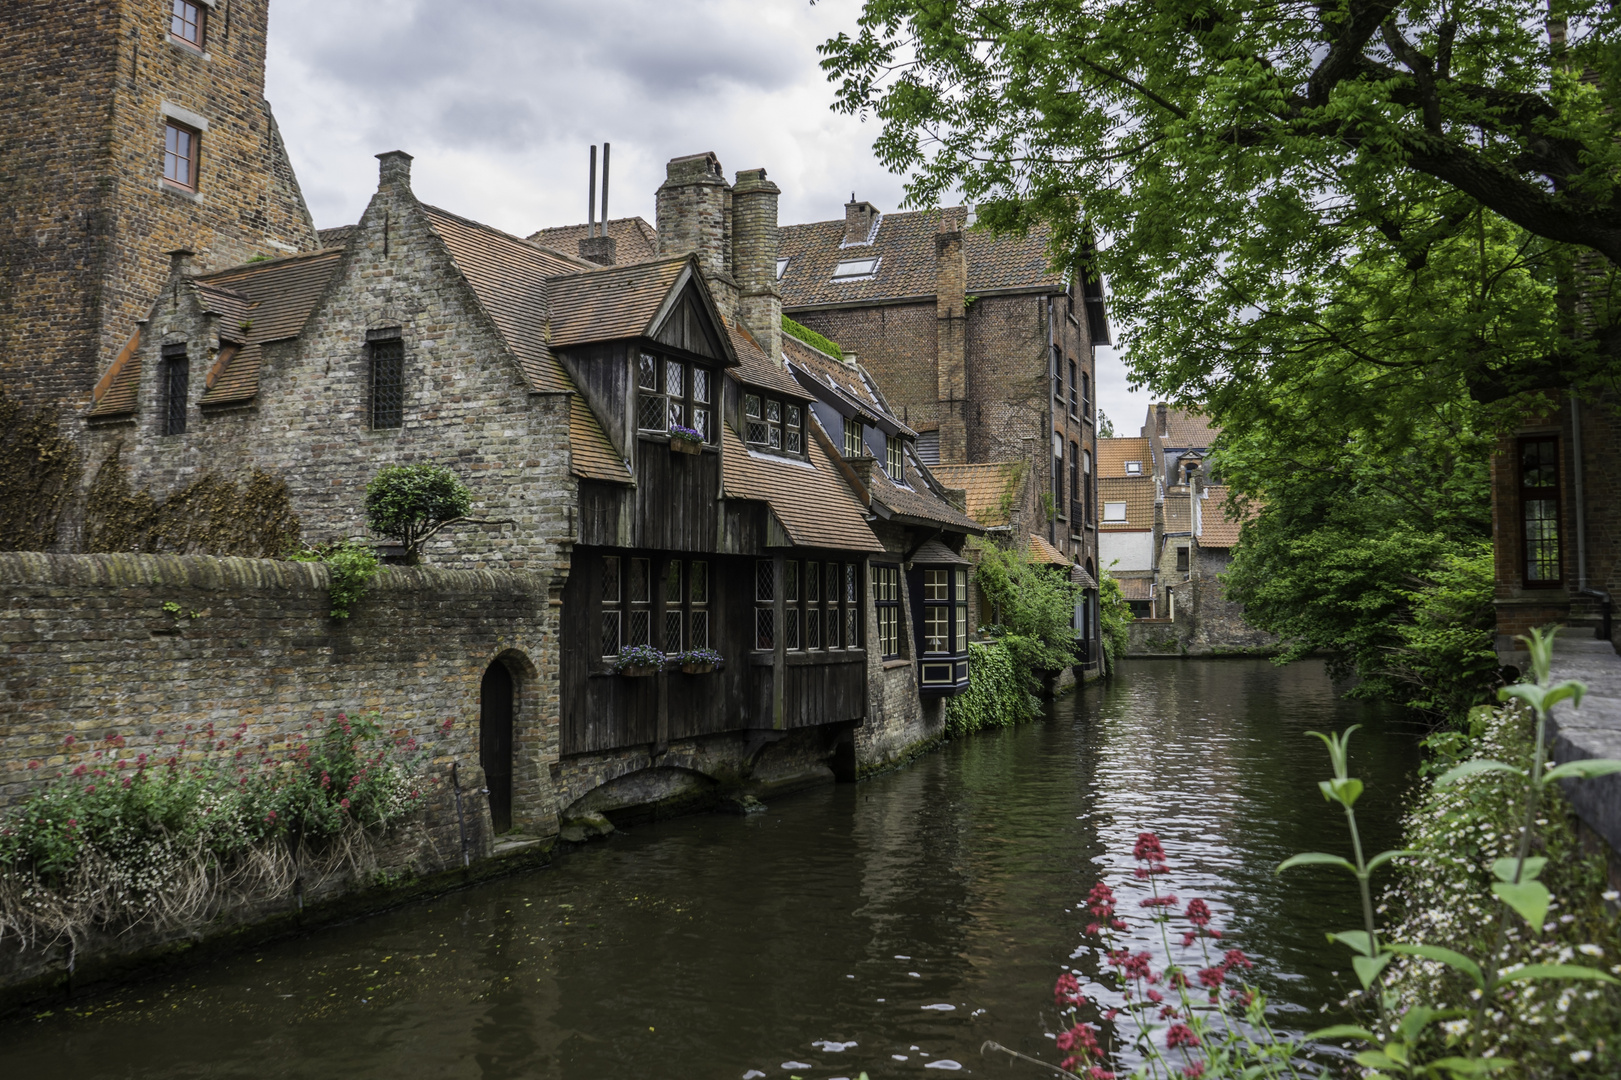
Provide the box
[1221,948,1253,971]
[72,764,87,776]
[1133,832,1165,861]
[63,735,75,746]
[1087,881,1117,917]
[1055,972,1083,1005]
[1197,967,1226,989]
[1140,895,1179,908]
[26,760,40,770]
[340,798,351,811]
[1231,989,1256,1008]
[1147,988,1164,1004]
[1184,898,1212,927]
[1182,1061,1207,1078]
[1166,1023,1200,1049]
[1088,1068,1117,1080]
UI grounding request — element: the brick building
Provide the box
[776,200,1108,675]
[0,0,319,419]
[1492,394,1619,652]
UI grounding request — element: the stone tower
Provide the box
[0,0,320,417]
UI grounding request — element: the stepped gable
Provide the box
[88,248,344,415]
[778,208,1064,308]
[569,396,630,483]
[720,421,882,552]
[528,217,661,264]
[929,462,1024,528]
[422,205,591,394]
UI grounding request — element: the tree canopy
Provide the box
[820,1,1621,418]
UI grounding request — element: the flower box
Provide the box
[675,648,723,675]
[610,644,667,677]
[680,661,716,675]
[619,664,662,678]
[671,438,702,456]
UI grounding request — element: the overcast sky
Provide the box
[263,0,1147,431]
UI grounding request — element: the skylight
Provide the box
[1125,461,1142,474]
[831,257,879,279]
[776,257,789,279]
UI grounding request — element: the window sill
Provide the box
[167,37,211,61]
[882,657,911,670]
[159,180,203,203]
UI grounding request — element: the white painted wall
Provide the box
[1100,530,1154,572]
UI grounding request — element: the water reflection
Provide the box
[0,659,1421,1079]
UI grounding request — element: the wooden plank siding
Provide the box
[783,653,866,728]
[632,436,720,551]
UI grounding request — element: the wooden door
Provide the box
[480,661,514,834]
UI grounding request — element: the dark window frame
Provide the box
[873,563,902,658]
[369,332,404,429]
[163,120,201,191]
[918,566,968,655]
[161,342,189,436]
[1175,546,1190,573]
[639,351,713,443]
[1068,360,1078,417]
[1519,435,1562,588]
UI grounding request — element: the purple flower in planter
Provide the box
[669,424,705,444]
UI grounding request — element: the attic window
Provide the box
[831,257,879,280]
[843,417,865,459]
[640,352,712,442]
[1104,502,1127,522]
[776,258,790,279]
[1124,461,1142,475]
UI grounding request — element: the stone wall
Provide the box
[0,552,561,831]
[0,0,319,419]
[1125,547,1274,656]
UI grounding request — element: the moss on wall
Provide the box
[0,386,83,551]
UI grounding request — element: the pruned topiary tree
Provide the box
[363,464,509,564]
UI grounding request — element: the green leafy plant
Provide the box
[944,640,1038,736]
[1097,565,1133,672]
[364,464,512,564]
[780,315,844,359]
[970,537,1082,694]
[289,541,381,618]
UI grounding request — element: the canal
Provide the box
[0,658,1424,1078]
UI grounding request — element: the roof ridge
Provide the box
[421,203,597,268]
[197,246,342,281]
[781,205,968,232]
[544,252,690,283]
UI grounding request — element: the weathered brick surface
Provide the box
[857,521,945,767]
[0,0,319,420]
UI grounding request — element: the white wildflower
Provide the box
[1442,1020,1469,1038]
[1579,944,1604,957]
[1602,890,1619,902]
[1570,1050,1593,1064]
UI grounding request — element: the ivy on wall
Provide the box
[84,444,301,557]
[944,640,1040,736]
[0,386,83,551]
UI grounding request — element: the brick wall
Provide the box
[0,0,319,419]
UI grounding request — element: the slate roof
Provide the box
[911,537,970,565]
[527,217,661,264]
[783,337,908,434]
[720,421,883,552]
[1197,486,1256,548]
[929,462,1024,528]
[422,205,588,394]
[778,208,1066,309]
[1029,534,1071,566]
[1071,564,1099,589]
[1098,436,1152,479]
[570,395,631,483]
[1098,476,1155,530]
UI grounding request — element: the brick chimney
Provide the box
[376,150,413,193]
[1156,402,1168,438]
[579,233,616,266]
[935,209,969,464]
[844,198,880,245]
[732,167,781,363]
[657,152,735,317]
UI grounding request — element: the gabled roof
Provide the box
[866,448,981,532]
[570,395,631,483]
[1197,485,1257,548]
[729,320,807,399]
[1097,436,1151,478]
[1098,476,1155,530]
[911,538,971,565]
[929,462,1025,528]
[527,217,661,264]
[1029,534,1071,566]
[721,421,883,552]
[547,256,688,348]
[779,208,1066,309]
[423,205,588,394]
[89,248,345,414]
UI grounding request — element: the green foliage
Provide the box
[289,541,382,618]
[1096,566,1133,672]
[1386,546,1501,723]
[971,537,1081,692]
[781,315,844,359]
[0,715,427,948]
[1095,410,1114,439]
[821,1,1621,415]
[364,464,473,563]
[944,640,1038,736]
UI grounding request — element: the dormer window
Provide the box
[831,257,879,280]
[885,435,903,480]
[743,393,798,455]
[639,352,711,442]
[843,417,865,458]
[1125,461,1142,475]
[169,1,206,48]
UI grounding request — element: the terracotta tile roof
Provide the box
[1029,534,1071,566]
[929,462,1025,528]
[527,217,661,264]
[730,320,808,399]
[1097,436,1152,478]
[190,249,344,406]
[547,256,697,350]
[1098,476,1155,530]
[87,329,142,417]
[317,224,355,248]
[721,421,882,552]
[868,451,981,531]
[779,207,1065,309]
[1197,485,1257,548]
[910,537,970,565]
[1115,576,1153,600]
[422,204,587,394]
[1163,491,1192,532]
[570,395,631,483]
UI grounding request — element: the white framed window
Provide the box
[1104,501,1128,522]
[1125,461,1142,475]
[831,257,879,279]
[885,435,903,480]
[844,418,864,459]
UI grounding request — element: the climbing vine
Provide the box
[84,445,301,557]
[0,385,83,551]
[944,640,1039,735]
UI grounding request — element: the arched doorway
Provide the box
[480,660,514,834]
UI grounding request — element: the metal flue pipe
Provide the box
[600,142,611,232]
[587,144,597,238]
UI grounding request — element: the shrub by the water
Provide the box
[0,714,429,951]
[945,640,1038,735]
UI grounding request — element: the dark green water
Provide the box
[0,658,1423,1078]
